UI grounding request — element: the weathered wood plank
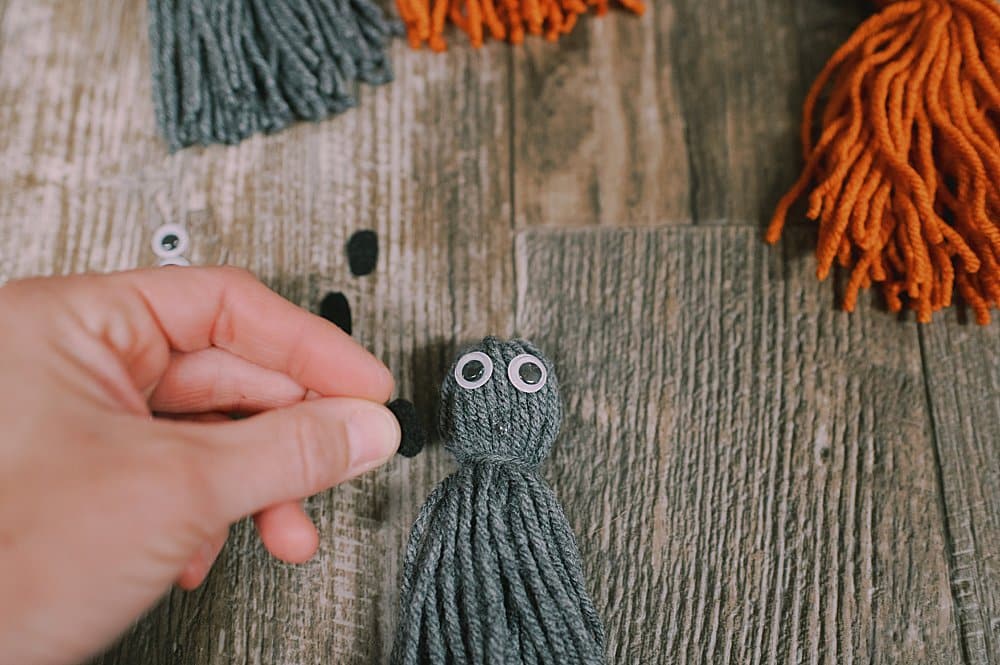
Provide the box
[514,226,964,664]
[921,316,1000,665]
[0,2,514,663]
[511,1,867,228]
[512,8,690,228]
[2,2,990,665]
[0,1,8,45]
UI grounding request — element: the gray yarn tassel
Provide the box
[391,338,606,665]
[148,0,402,150]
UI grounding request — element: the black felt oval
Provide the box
[319,291,352,336]
[388,398,426,458]
[347,229,379,276]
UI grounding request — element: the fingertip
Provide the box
[344,400,400,474]
[254,502,320,564]
[312,320,394,403]
[176,567,206,591]
[176,528,229,590]
[277,525,320,564]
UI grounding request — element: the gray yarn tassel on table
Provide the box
[391,338,606,665]
[148,0,402,150]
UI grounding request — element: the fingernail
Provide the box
[346,404,400,474]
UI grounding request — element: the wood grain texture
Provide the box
[511,7,690,229]
[921,316,1000,665]
[1,1,995,664]
[511,1,867,228]
[514,226,964,664]
[0,2,513,663]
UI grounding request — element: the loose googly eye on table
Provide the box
[152,224,189,258]
[157,256,191,267]
[151,224,192,267]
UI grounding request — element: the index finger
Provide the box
[119,267,393,402]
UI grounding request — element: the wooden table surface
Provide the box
[1,1,998,663]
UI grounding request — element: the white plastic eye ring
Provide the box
[507,353,547,393]
[152,224,190,259]
[158,256,191,267]
[454,351,494,390]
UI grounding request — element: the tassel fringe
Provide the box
[395,0,645,51]
[766,0,1000,324]
[391,464,605,664]
[148,0,402,150]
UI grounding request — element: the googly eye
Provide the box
[507,353,547,393]
[152,224,190,259]
[454,351,494,390]
[158,256,191,267]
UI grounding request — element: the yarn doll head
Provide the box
[438,337,561,468]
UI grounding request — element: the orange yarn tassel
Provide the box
[766,0,1000,324]
[397,0,644,51]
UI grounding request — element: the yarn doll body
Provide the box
[391,338,605,665]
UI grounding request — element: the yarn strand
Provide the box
[392,464,604,664]
[486,470,557,663]
[473,466,507,658]
[766,0,1000,323]
[454,468,487,661]
[396,0,645,51]
[148,0,400,149]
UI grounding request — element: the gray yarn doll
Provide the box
[390,337,605,665]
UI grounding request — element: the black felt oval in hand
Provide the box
[388,398,426,458]
[347,230,379,276]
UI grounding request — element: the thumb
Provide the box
[184,398,400,523]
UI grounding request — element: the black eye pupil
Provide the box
[462,360,485,382]
[161,234,179,251]
[519,362,542,385]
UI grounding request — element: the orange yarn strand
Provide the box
[767,0,1000,323]
[396,0,644,50]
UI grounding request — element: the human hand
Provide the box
[0,267,400,665]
